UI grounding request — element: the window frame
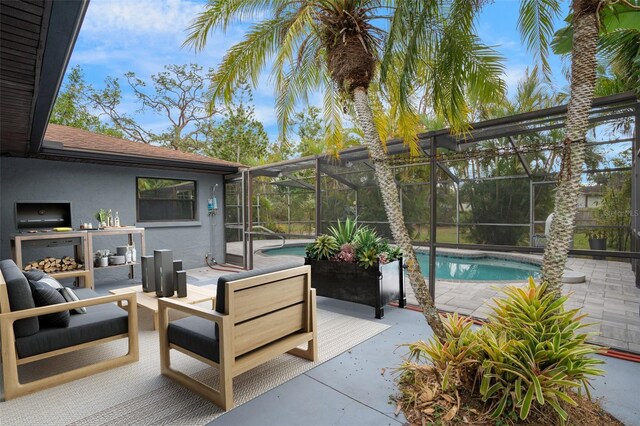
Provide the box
[136,176,199,223]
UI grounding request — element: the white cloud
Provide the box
[252,104,278,126]
[502,65,528,96]
[81,0,203,37]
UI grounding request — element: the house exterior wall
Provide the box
[1,157,226,284]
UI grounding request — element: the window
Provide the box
[137,177,197,222]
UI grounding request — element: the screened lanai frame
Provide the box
[224,92,640,293]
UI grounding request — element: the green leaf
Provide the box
[519,384,535,420]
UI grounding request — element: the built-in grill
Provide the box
[15,201,72,231]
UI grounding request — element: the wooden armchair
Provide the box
[0,260,139,400]
[158,265,317,410]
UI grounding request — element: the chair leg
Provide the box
[1,319,19,400]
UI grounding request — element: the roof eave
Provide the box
[37,146,240,174]
[28,0,90,154]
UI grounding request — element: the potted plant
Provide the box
[304,218,405,318]
[95,249,109,267]
[586,229,608,250]
[95,209,108,229]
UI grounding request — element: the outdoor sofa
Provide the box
[0,259,138,400]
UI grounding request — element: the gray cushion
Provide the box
[25,270,64,290]
[168,316,219,363]
[23,269,46,281]
[29,281,70,328]
[14,288,128,359]
[0,259,39,337]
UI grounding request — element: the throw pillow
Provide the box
[23,269,46,282]
[59,287,87,314]
[29,281,70,328]
[24,271,63,289]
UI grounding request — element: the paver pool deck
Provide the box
[198,239,640,353]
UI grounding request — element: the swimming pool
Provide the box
[261,245,540,281]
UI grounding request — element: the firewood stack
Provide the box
[24,256,84,273]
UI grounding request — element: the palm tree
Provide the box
[184,1,505,340]
[518,0,638,296]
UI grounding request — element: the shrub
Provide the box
[397,278,604,425]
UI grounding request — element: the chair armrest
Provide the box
[158,298,226,326]
[0,292,137,323]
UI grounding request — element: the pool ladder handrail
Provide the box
[246,225,286,249]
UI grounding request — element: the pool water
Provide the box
[262,245,540,281]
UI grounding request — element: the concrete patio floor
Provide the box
[90,252,640,425]
[215,239,640,353]
[207,298,640,426]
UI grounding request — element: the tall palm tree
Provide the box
[185,0,505,340]
[518,0,638,296]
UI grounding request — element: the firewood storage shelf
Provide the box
[11,231,93,289]
[11,228,145,290]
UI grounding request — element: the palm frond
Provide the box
[517,0,562,81]
[209,17,285,105]
[322,73,345,156]
[184,0,289,51]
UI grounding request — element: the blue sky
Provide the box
[66,0,571,142]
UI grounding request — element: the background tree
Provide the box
[204,83,270,165]
[90,64,218,152]
[186,0,505,340]
[50,65,122,137]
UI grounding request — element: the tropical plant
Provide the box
[397,278,605,424]
[185,0,506,341]
[328,217,358,246]
[352,226,382,252]
[307,220,401,268]
[306,234,339,260]
[479,279,604,422]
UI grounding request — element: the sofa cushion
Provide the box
[29,281,71,328]
[14,288,129,359]
[60,287,87,314]
[0,259,39,337]
[168,316,219,363]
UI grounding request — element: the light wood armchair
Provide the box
[158,265,317,410]
[0,267,139,400]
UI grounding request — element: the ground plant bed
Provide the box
[304,257,405,318]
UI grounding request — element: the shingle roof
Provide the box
[43,124,243,170]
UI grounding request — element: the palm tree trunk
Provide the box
[352,87,446,341]
[542,0,599,296]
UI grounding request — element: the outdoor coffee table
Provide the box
[110,284,216,330]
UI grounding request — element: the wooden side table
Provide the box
[110,284,216,330]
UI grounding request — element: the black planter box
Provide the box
[304,257,406,319]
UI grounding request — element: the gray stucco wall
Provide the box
[1,157,226,285]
